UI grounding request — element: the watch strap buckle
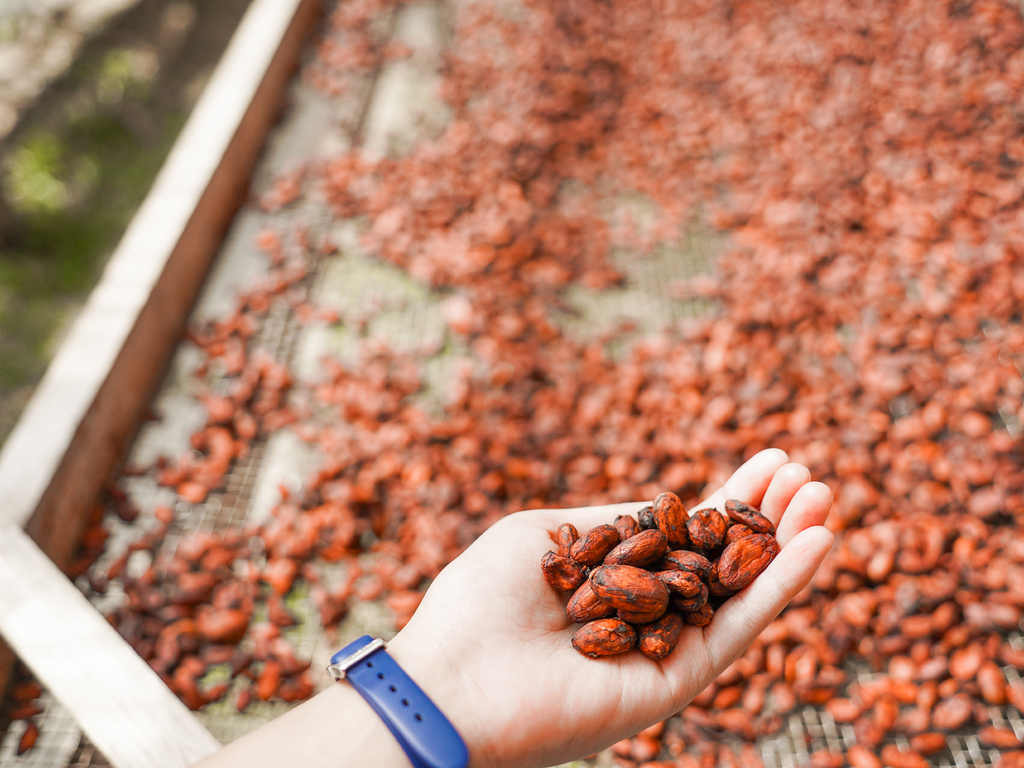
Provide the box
[326,636,386,681]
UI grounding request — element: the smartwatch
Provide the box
[327,635,469,768]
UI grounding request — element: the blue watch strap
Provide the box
[328,635,469,768]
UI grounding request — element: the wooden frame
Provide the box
[0,0,322,764]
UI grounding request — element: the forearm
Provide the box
[190,680,413,768]
[190,631,471,768]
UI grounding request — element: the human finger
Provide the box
[758,462,812,530]
[692,448,790,514]
[701,525,834,669]
[774,480,833,547]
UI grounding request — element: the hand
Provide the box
[389,448,834,768]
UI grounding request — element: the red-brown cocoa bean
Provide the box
[572,618,637,658]
[570,525,621,565]
[637,611,685,660]
[541,550,588,591]
[653,492,690,548]
[591,565,670,624]
[686,508,727,551]
[566,579,617,623]
[724,499,776,534]
[557,523,579,558]
[604,529,669,567]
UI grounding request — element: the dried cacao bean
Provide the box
[570,524,621,565]
[653,491,690,548]
[657,569,702,597]
[614,514,640,540]
[707,563,734,596]
[671,581,709,612]
[17,722,38,756]
[724,499,776,534]
[682,601,714,627]
[603,529,669,567]
[591,565,669,624]
[566,579,617,623]
[723,524,755,545]
[572,618,637,658]
[12,681,43,702]
[541,550,588,591]
[661,549,712,580]
[557,523,580,558]
[687,508,727,551]
[637,611,684,660]
[717,533,780,592]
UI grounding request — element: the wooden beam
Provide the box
[0,524,222,767]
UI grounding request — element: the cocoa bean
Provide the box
[541,551,588,591]
[557,523,579,558]
[686,508,727,550]
[572,618,637,658]
[661,549,712,580]
[236,686,252,712]
[724,499,776,534]
[10,704,42,720]
[682,601,714,627]
[637,505,657,530]
[908,733,947,755]
[570,524,621,565]
[196,606,250,644]
[723,524,755,545]
[17,722,38,756]
[979,726,1022,748]
[278,672,315,703]
[825,698,865,723]
[707,564,734,596]
[846,746,881,768]
[591,565,669,624]
[878,745,928,768]
[603,529,669,567]
[808,749,844,768]
[653,491,690,548]
[717,533,780,591]
[257,659,282,701]
[637,611,684,660]
[931,693,973,730]
[566,579,617,623]
[11,681,42,702]
[614,514,640,540]
[976,660,1007,705]
[671,581,709,612]
[657,569,702,597]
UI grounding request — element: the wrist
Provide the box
[330,633,472,768]
[322,683,414,766]
[385,631,479,766]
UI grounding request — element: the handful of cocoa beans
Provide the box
[542,493,780,661]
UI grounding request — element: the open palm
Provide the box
[388,449,834,768]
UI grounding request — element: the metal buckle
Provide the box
[326,637,386,681]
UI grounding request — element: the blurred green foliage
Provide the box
[0,43,187,427]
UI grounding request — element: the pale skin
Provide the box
[192,448,834,768]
